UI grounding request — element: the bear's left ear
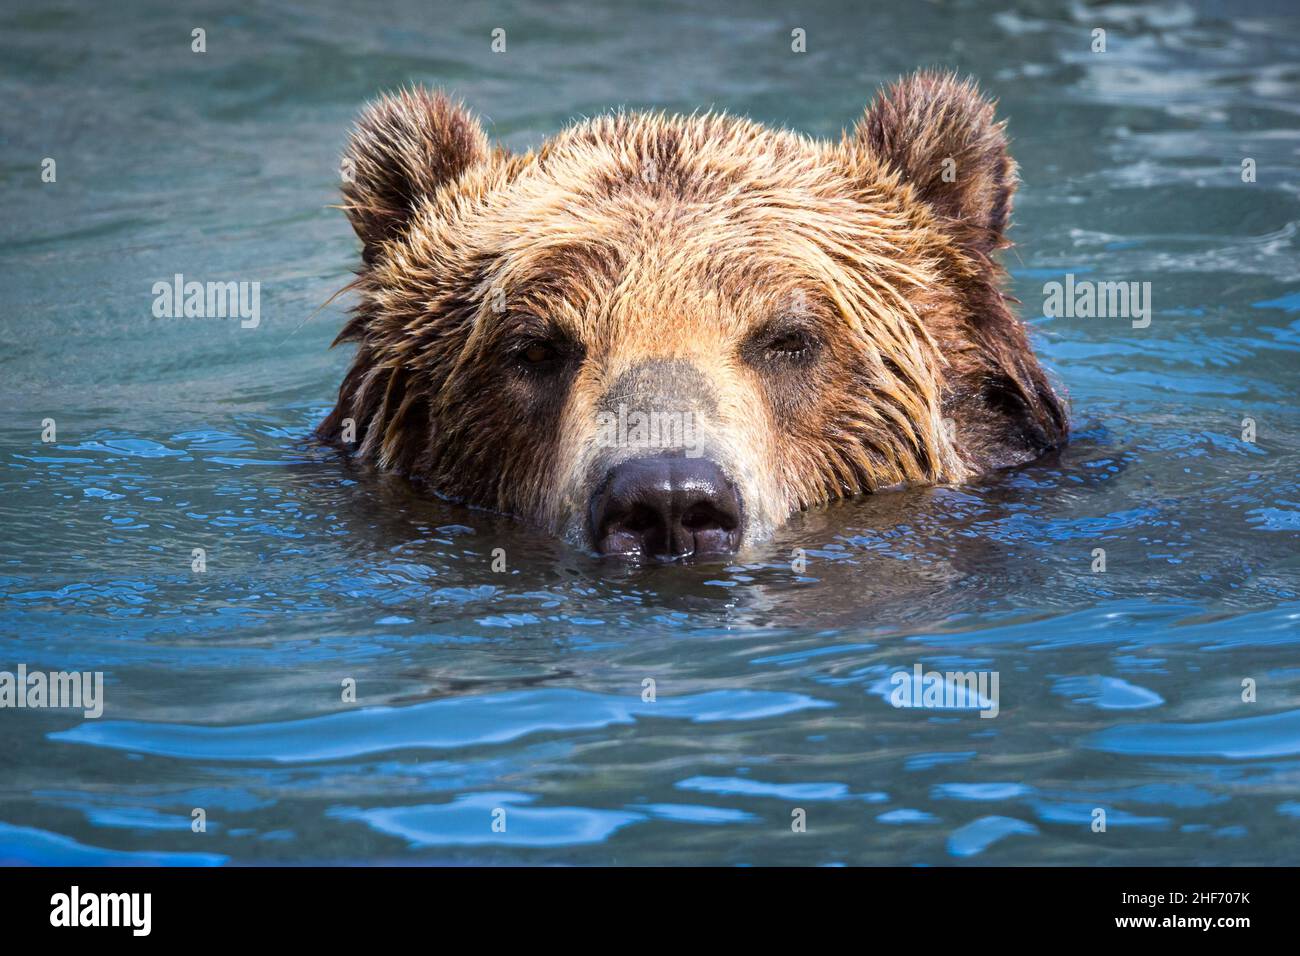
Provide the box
[342,87,492,263]
[854,71,1015,255]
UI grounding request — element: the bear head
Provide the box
[319,71,1068,558]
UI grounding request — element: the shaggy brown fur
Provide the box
[319,70,1068,550]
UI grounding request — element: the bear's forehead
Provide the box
[475,194,861,337]
[386,111,948,346]
[513,112,852,210]
[458,115,920,291]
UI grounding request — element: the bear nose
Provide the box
[590,456,742,558]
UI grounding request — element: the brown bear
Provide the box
[319,70,1068,558]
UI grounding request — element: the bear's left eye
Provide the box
[743,324,819,366]
[765,331,811,355]
[741,319,822,374]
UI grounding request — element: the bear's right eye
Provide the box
[523,342,556,364]
[509,337,576,376]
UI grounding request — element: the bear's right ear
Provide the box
[341,88,491,263]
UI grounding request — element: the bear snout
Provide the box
[589,455,742,558]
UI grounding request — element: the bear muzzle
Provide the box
[589,454,742,558]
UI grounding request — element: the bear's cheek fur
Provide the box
[419,345,573,527]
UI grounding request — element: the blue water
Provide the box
[2,0,1298,865]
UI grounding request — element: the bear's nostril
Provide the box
[620,504,661,536]
[591,456,742,558]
